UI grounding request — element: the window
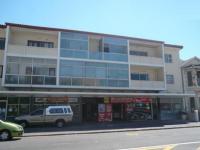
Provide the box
[27,40,54,48]
[49,108,64,114]
[0,38,5,50]
[31,109,43,116]
[131,73,149,80]
[49,68,56,76]
[130,51,148,56]
[0,65,3,78]
[165,54,172,63]
[166,74,174,84]
[187,71,193,86]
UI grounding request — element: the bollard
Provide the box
[194,110,199,122]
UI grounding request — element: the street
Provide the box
[1,127,200,150]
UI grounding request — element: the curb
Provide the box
[23,125,200,137]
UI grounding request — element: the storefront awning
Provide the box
[0,90,195,97]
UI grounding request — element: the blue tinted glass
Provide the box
[96,67,107,78]
[59,77,71,85]
[108,63,128,70]
[104,37,127,45]
[96,79,107,87]
[72,78,82,86]
[85,67,96,78]
[72,67,84,77]
[60,66,72,76]
[61,39,88,50]
[108,80,118,87]
[89,51,103,60]
[61,32,88,40]
[103,53,128,62]
[118,80,129,87]
[60,60,84,67]
[60,49,88,59]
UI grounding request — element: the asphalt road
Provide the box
[1,127,200,150]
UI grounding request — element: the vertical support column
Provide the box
[127,40,131,88]
[161,43,167,90]
[56,31,61,86]
[2,25,10,85]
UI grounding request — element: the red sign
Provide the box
[110,97,152,104]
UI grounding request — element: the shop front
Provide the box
[0,96,81,122]
[81,97,154,122]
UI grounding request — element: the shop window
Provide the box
[0,65,3,78]
[19,105,30,115]
[190,97,195,112]
[8,97,19,104]
[19,97,30,104]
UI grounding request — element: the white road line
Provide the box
[118,141,200,150]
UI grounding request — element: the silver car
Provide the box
[15,105,73,128]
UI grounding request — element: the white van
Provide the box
[15,105,73,128]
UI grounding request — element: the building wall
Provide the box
[9,30,58,47]
[164,46,183,93]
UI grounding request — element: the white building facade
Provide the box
[0,23,193,122]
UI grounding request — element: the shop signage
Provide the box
[47,97,68,103]
[104,97,110,103]
[68,97,78,103]
[98,104,112,122]
[35,98,47,103]
[110,97,152,103]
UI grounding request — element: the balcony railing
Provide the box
[5,74,56,85]
[7,44,58,57]
[129,55,164,66]
[130,80,165,90]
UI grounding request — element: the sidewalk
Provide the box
[23,120,200,137]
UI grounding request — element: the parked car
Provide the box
[0,120,23,141]
[15,105,73,128]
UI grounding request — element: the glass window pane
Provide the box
[5,75,18,84]
[32,76,44,85]
[85,67,96,78]
[59,77,71,85]
[72,78,82,86]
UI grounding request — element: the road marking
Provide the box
[118,141,200,150]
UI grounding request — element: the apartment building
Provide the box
[181,57,200,119]
[0,23,192,122]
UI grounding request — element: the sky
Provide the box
[0,0,199,60]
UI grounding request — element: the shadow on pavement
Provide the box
[24,120,190,134]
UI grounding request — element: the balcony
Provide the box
[129,55,164,66]
[7,44,58,58]
[130,80,165,90]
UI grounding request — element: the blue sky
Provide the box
[0,0,199,60]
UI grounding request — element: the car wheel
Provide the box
[56,120,65,128]
[20,121,28,128]
[0,130,11,141]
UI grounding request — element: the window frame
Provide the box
[0,38,5,50]
[166,74,174,84]
[165,54,172,63]
[27,40,54,48]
